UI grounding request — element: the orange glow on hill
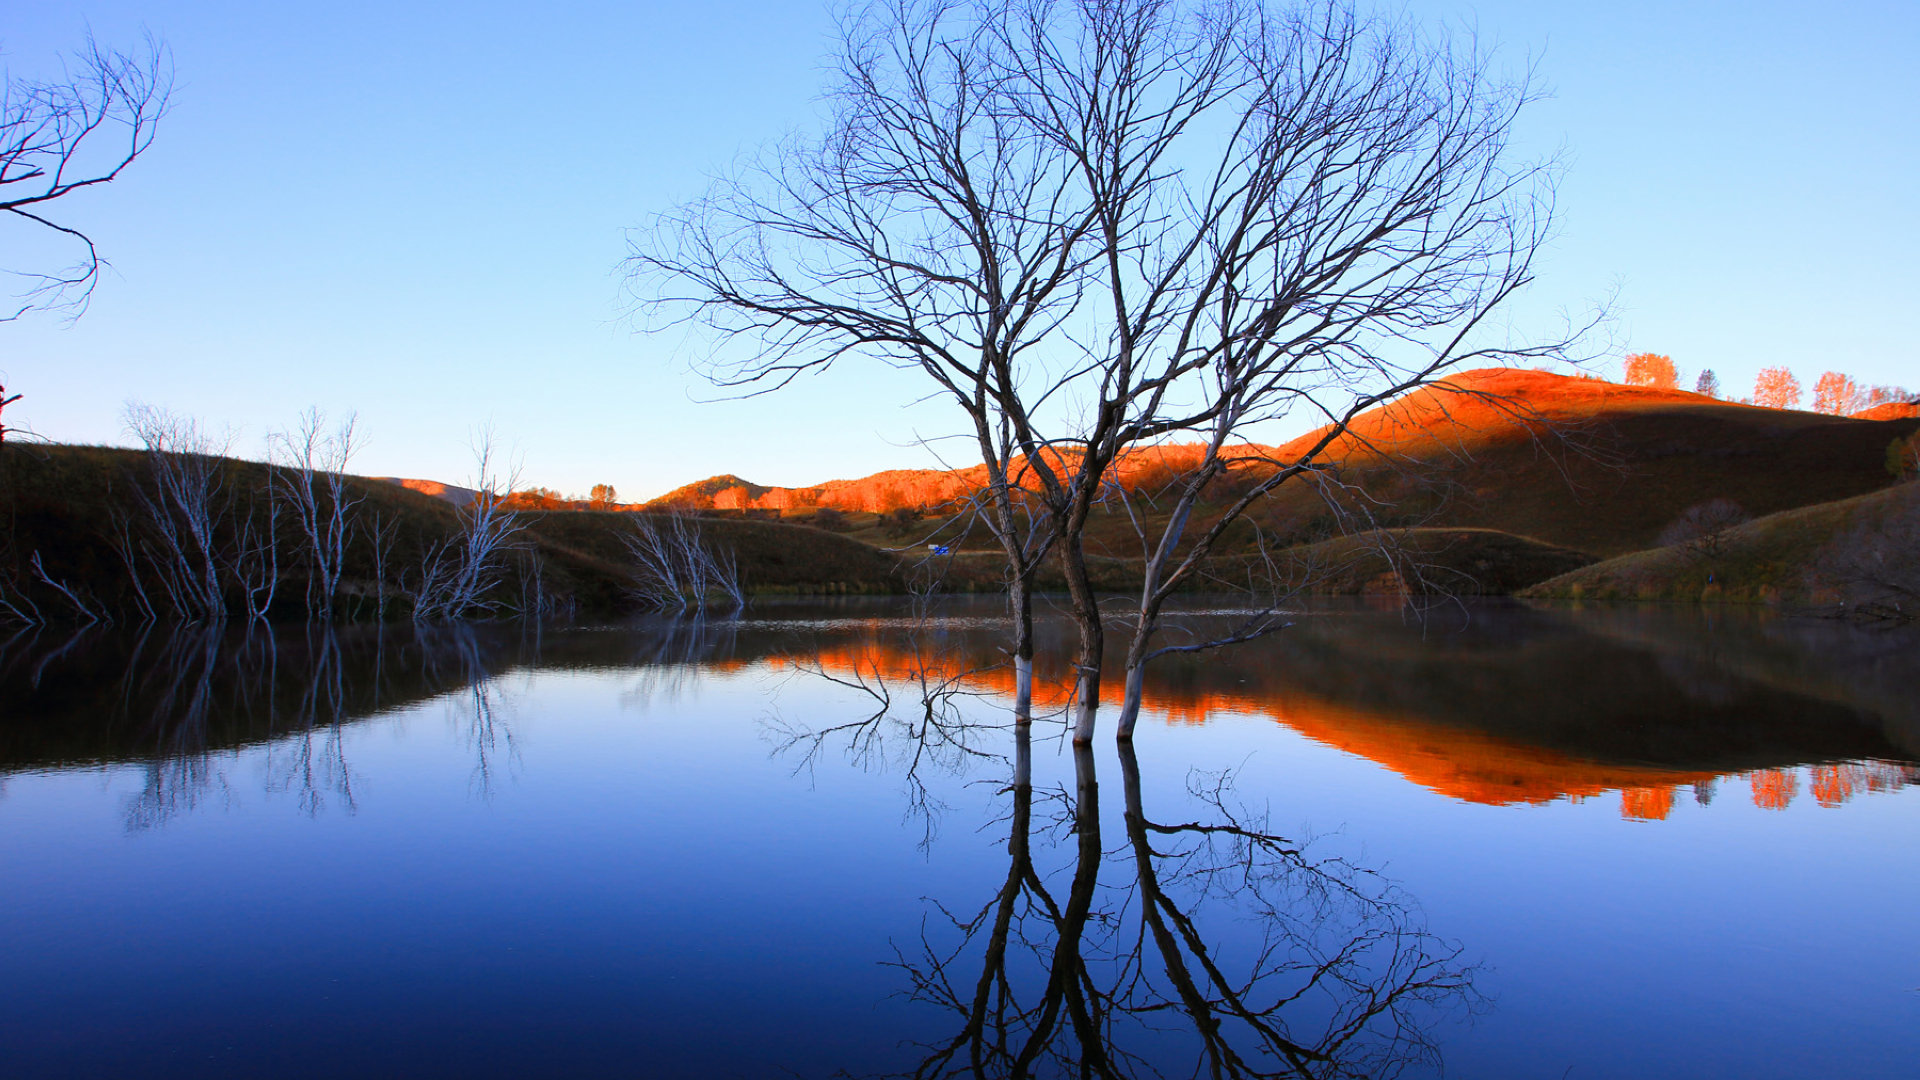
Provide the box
[1853,401,1919,422]
[649,367,1847,516]
[1274,368,1720,462]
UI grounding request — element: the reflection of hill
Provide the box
[8,604,1914,821]
[796,604,1920,818]
[0,624,531,769]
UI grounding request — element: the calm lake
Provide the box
[2,599,1915,1078]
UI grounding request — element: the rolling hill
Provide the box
[647,369,1919,562]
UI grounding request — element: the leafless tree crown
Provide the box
[2,34,172,321]
[630,0,1566,739]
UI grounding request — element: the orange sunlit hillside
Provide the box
[642,369,1919,559]
[1854,401,1919,422]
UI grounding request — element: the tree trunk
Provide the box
[1060,540,1104,743]
[1006,551,1036,725]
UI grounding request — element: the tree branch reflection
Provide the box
[768,630,1010,851]
[890,723,1479,1078]
[0,622,528,825]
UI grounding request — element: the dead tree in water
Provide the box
[269,408,365,620]
[0,386,20,442]
[121,403,230,621]
[623,511,744,612]
[405,435,525,621]
[632,0,1572,741]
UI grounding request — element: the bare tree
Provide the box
[631,0,1565,742]
[404,433,525,621]
[121,403,231,621]
[1811,371,1863,416]
[1752,366,1801,409]
[624,510,744,612]
[0,384,21,442]
[269,409,365,620]
[2,34,172,320]
[1657,497,1750,561]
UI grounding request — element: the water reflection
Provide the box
[763,604,1920,819]
[885,722,1475,1078]
[0,620,534,825]
[4,604,1919,1076]
[4,602,1917,826]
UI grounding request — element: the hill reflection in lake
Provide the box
[1,601,1917,1077]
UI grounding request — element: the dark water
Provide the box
[2,600,1916,1078]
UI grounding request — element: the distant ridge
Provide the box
[638,368,1920,559]
[376,477,478,508]
[1854,401,1919,422]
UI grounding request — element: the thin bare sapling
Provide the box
[623,510,744,612]
[405,435,525,621]
[121,403,232,621]
[269,408,365,620]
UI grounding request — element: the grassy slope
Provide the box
[1521,481,1920,605]
[643,370,1919,565]
[1253,527,1596,596]
[0,444,903,617]
[1247,369,1918,559]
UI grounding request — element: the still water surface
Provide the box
[2,600,1915,1077]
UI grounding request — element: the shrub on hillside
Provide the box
[1811,484,1919,618]
[1657,498,1751,560]
[809,507,851,532]
[1889,434,1919,481]
[879,506,924,539]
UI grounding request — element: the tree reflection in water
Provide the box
[620,613,743,709]
[0,621,528,825]
[769,624,1011,850]
[772,648,1480,1078]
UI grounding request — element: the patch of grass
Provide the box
[1215,527,1595,597]
[1522,481,1920,606]
[0,444,908,620]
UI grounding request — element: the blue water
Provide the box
[1,603,1915,1077]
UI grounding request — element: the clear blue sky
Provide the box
[5,0,1915,499]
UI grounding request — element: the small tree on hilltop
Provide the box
[1812,371,1863,415]
[589,483,618,509]
[1865,385,1916,409]
[1623,352,1678,389]
[1694,370,1721,399]
[1752,367,1802,409]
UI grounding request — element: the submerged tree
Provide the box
[631,0,1567,741]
